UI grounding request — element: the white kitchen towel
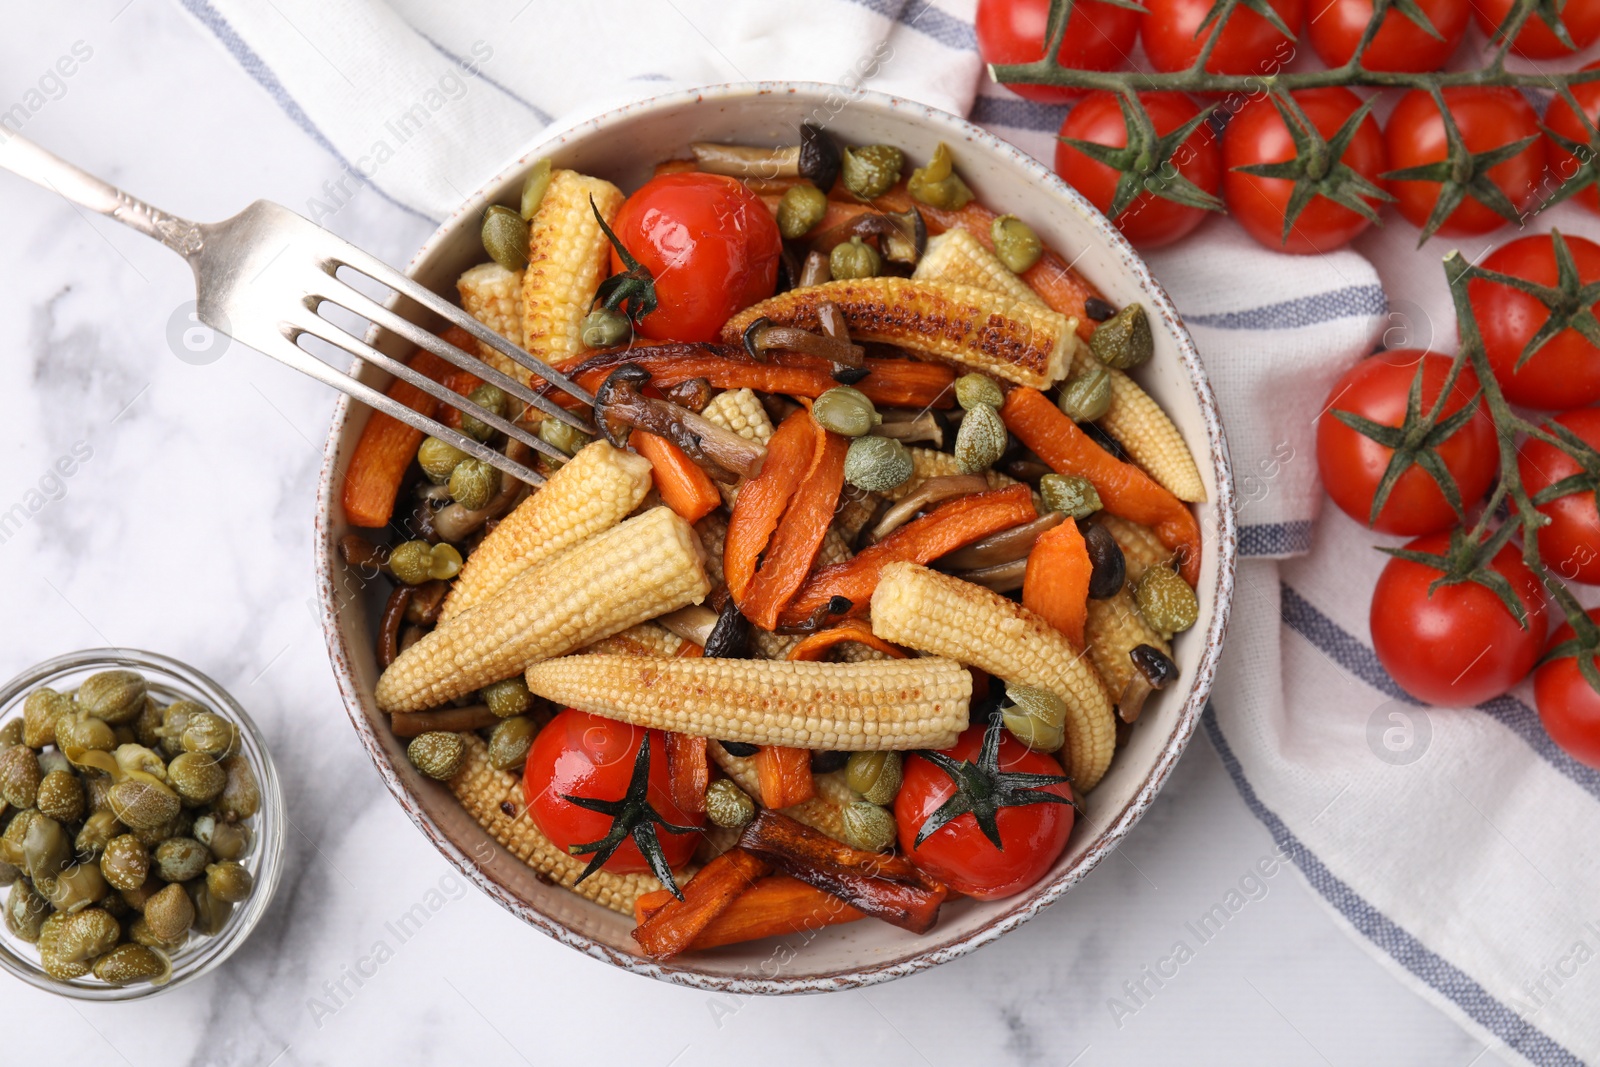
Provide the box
[182,1,1600,1062]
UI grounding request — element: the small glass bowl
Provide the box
[0,648,284,1000]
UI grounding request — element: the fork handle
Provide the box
[0,131,204,256]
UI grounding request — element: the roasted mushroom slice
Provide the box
[741,316,864,369]
[689,123,842,190]
[1119,645,1178,723]
[809,207,927,266]
[594,364,767,484]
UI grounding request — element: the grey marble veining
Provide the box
[0,4,1513,1065]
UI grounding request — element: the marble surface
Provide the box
[0,4,1519,1064]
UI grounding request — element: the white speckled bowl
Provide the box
[315,82,1236,993]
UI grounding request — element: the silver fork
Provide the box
[0,132,597,486]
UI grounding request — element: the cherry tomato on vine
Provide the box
[1306,0,1470,71]
[607,172,781,343]
[1141,0,1302,75]
[1383,88,1545,238]
[1544,62,1600,215]
[1316,350,1497,535]
[1535,610,1600,768]
[1370,533,1548,707]
[1471,0,1600,59]
[977,0,1141,103]
[1469,234,1600,410]
[1054,91,1222,248]
[1222,87,1388,253]
[1517,409,1600,585]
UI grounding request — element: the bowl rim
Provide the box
[314,79,1237,994]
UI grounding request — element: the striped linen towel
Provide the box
[185,0,1600,1060]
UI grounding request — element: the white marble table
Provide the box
[0,4,1515,1064]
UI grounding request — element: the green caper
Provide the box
[841,144,904,199]
[840,801,896,851]
[449,458,501,511]
[23,814,71,882]
[39,907,119,970]
[704,778,755,830]
[0,858,17,888]
[216,757,261,821]
[538,416,592,458]
[1057,366,1113,422]
[134,695,164,748]
[991,215,1043,274]
[1135,564,1198,635]
[1090,303,1153,370]
[37,750,71,778]
[84,772,115,814]
[193,813,252,862]
[41,862,110,913]
[829,236,882,281]
[0,718,22,748]
[418,436,469,484]
[408,732,466,781]
[388,540,434,585]
[36,769,83,823]
[1001,684,1068,752]
[157,700,202,749]
[481,204,530,272]
[520,158,553,219]
[94,943,170,985]
[179,712,237,759]
[129,917,186,954]
[55,711,115,762]
[487,716,538,772]
[109,778,181,831]
[23,686,69,747]
[142,882,194,943]
[953,402,1007,474]
[188,881,233,936]
[99,890,132,921]
[120,877,162,914]
[115,743,169,780]
[954,373,1004,412]
[845,750,903,806]
[812,386,881,437]
[76,810,123,858]
[153,837,210,883]
[131,808,192,849]
[460,384,508,442]
[777,183,829,238]
[844,435,913,493]
[77,670,149,724]
[166,752,227,807]
[205,860,254,904]
[428,542,464,581]
[907,142,974,210]
[4,878,48,942]
[113,725,138,747]
[101,835,150,892]
[0,809,35,867]
[482,677,534,719]
[0,744,40,808]
[1039,473,1102,520]
[579,306,631,349]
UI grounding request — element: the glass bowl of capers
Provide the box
[0,649,284,1000]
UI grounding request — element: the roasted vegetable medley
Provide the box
[339,127,1205,959]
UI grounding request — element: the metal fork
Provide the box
[0,132,596,486]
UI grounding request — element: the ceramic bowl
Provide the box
[315,81,1236,993]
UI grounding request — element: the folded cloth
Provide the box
[185,0,1600,1060]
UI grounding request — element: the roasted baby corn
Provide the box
[441,440,653,621]
[377,507,710,713]
[750,629,801,660]
[581,621,686,658]
[457,262,525,380]
[869,562,1115,790]
[1072,347,1207,504]
[522,170,626,367]
[722,278,1073,390]
[1096,514,1173,583]
[882,447,1017,502]
[694,512,728,588]
[1085,588,1171,697]
[913,228,1045,309]
[524,656,970,750]
[700,387,775,506]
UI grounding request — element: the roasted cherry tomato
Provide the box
[1383,88,1545,238]
[1306,0,1469,71]
[1222,87,1388,253]
[1469,234,1600,410]
[1141,0,1302,74]
[1315,350,1497,535]
[524,708,702,875]
[1370,533,1547,707]
[1471,0,1600,58]
[977,0,1141,102]
[1517,409,1600,585]
[608,172,782,343]
[1536,610,1600,768]
[1544,62,1600,215]
[1054,91,1222,248]
[895,723,1074,899]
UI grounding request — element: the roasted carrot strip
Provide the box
[665,731,710,815]
[673,640,706,659]
[740,424,849,630]
[632,431,722,523]
[634,875,866,950]
[754,746,816,808]
[1002,388,1201,585]
[653,158,699,177]
[724,410,817,602]
[436,327,485,430]
[787,620,906,661]
[341,349,453,528]
[778,484,1038,627]
[1022,519,1093,648]
[631,848,771,960]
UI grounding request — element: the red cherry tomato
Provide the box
[1222,87,1388,253]
[523,709,702,875]
[1054,91,1223,248]
[895,724,1074,899]
[1544,61,1600,215]
[608,172,782,343]
[1383,88,1545,238]
[1471,0,1600,58]
[1316,350,1497,535]
[1141,0,1302,74]
[1535,610,1600,768]
[1517,409,1600,585]
[1306,0,1468,71]
[1370,533,1547,707]
[976,0,1140,102]
[1469,234,1600,410]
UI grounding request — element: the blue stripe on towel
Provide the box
[418,33,554,124]
[844,0,979,50]
[970,95,1069,132]
[1186,285,1387,330]
[1204,707,1584,1067]
[1239,521,1314,557]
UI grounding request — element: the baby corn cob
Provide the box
[522,170,626,367]
[1071,347,1206,504]
[882,447,1017,502]
[913,229,1045,309]
[441,440,653,621]
[377,507,710,713]
[722,278,1073,389]
[1096,514,1173,584]
[1086,588,1172,697]
[708,745,853,844]
[869,562,1115,790]
[835,489,878,542]
[582,621,686,658]
[700,388,776,506]
[451,734,667,915]
[694,512,728,588]
[818,525,853,567]
[524,656,970,750]
[750,630,801,660]
[457,263,525,380]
